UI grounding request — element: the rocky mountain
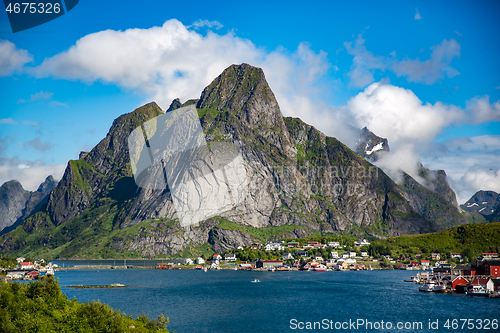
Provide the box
[0,176,57,234]
[0,64,467,259]
[460,190,499,216]
[356,127,389,161]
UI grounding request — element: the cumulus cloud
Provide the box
[0,157,65,191]
[0,40,33,76]
[466,95,500,124]
[32,20,263,109]
[344,36,461,87]
[347,82,464,146]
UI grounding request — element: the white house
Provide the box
[354,239,370,246]
[196,257,205,264]
[185,258,194,265]
[340,253,349,259]
[16,257,25,263]
[327,241,340,248]
[345,258,357,265]
[265,241,285,251]
[282,252,294,260]
[17,262,35,270]
[331,251,339,259]
[314,255,324,262]
[349,251,356,258]
[361,251,368,257]
[225,253,237,261]
[295,251,309,257]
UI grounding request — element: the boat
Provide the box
[432,284,447,293]
[268,267,275,272]
[251,279,260,283]
[203,267,207,272]
[466,285,490,297]
[418,282,435,292]
[314,264,327,271]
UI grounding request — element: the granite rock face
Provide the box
[0,176,57,234]
[0,64,468,258]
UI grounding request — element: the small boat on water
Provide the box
[251,279,260,283]
[466,285,490,297]
[268,267,275,272]
[314,264,326,271]
[419,282,435,292]
[432,284,447,293]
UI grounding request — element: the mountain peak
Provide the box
[197,63,280,126]
[36,175,57,195]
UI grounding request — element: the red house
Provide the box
[451,276,469,293]
[483,260,500,278]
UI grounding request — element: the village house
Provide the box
[17,262,35,270]
[256,260,283,269]
[6,270,25,279]
[431,253,440,260]
[354,239,370,246]
[451,275,469,293]
[331,251,339,259]
[348,251,356,258]
[225,253,237,261]
[469,277,494,293]
[492,279,500,292]
[340,253,349,259]
[360,250,368,257]
[415,254,422,259]
[327,241,340,248]
[482,253,498,259]
[295,251,309,257]
[450,253,462,260]
[420,260,430,268]
[185,258,194,265]
[250,243,262,250]
[282,252,294,260]
[313,255,324,262]
[482,259,500,278]
[265,241,285,251]
[287,241,300,248]
[196,257,205,265]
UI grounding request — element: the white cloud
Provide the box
[190,20,223,30]
[30,90,53,101]
[466,95,500,124]
[347,82,464,147]
[344,36,461,87]
[0,157,65,191]
[344,34,387,88]
[393,39,461,84]
[0,118,18,125]
[0,40,33,76]
[49,100,69,107]
[22,120,41,127]
[32,20,263,110]
[414,9,422,20]
[23,137,53,152]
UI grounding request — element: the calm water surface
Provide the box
[54,268,500,333]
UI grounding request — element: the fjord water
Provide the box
[54,267,499,333]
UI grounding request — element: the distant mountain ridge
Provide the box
[0,64,469,259]
[460,190,499,216]
[0,176,57,235]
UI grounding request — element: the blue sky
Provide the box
[0,0,499,203]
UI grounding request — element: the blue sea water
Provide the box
[53,267,500,333]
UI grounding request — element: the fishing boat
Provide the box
[466,285,490,297]
[268,267,275,272]
[432,284,447,293]
[314,264,326,271]
[251,279,260,283]
[418,282,435,292]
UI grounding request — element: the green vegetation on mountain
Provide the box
[369,222,500,261]
[0,277,169,332]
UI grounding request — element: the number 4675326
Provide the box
[5,2,61,14]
